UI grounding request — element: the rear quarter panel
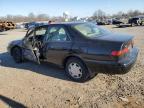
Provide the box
[85,40,122,61]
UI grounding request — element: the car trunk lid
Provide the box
[87,33,134,62]
[95,33,133,43]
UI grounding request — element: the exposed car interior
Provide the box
[24,25,69,61]
[23,26,47,62]
[26,27,47,48]
[46,26,69,42]
[25,26,69,49]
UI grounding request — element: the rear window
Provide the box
[72,23,110,38]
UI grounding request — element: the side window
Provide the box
[35,27,47,36]
[46,26,70,42]
[49,27,57,33]
[58,28,67,41]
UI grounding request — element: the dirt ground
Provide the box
[0,25,144,108]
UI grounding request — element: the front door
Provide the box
[23,26,47,64]
[43,25,72,65]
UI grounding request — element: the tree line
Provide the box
[0,10,144,23]
[0,13,50,23]
[92,9,144,20]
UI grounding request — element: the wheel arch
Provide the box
[10,45,22,56]
[63,54,98,79]
[63,54,86,68]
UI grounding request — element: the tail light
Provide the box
[111,40,134,57]
[111,47,129,56]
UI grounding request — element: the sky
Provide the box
[0,0,144,17]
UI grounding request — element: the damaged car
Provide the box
[8,22,139,82]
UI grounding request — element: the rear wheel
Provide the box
[11,47,23,63]
[65,57,90,82]
[131,23,135,27]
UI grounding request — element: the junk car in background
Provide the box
[0,21,16,31]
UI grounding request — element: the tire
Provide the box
[131,23,135,27]
[65,57,90,82]
[11,47,23,63]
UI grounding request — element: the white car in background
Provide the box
[16,24,25,29]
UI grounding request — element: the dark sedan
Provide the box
[128,16,144,26]
[8,22,139,82]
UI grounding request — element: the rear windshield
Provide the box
[72,23,110,38]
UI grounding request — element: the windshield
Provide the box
[72,23,110,38]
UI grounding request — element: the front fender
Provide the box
[7,40,23,54]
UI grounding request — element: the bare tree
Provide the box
[127,10,142,18]
[37,14,49,21]
[1,10,144,23]
[93,9,106,20]
[28,12,35,21]
[6,15,13,21]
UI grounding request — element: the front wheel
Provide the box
[11,47,23,63]
[65,57,90,82]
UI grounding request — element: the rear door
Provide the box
[43,25,72,65]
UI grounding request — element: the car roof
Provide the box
[56,21,85,24]
[132,15,144,19]
[37,22,86,27]
[34,21,93,29]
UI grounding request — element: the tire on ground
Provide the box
[65,57,91,82]
[11,47,23,63]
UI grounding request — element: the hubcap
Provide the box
[68,62,82,78]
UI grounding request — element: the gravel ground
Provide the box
[0,25,144,108]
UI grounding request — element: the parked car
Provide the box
[8,22,139,82]
[24,22,36,29]
[24,22,46,29]
[96,21,107,25]
[89,20,97,25]
[128,15,144,26]
[16,23,25,29]
[112,19,124,25]
[106,19,113,25]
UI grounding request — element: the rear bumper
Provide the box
[84,47,139,73]
[118,47,139,68]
